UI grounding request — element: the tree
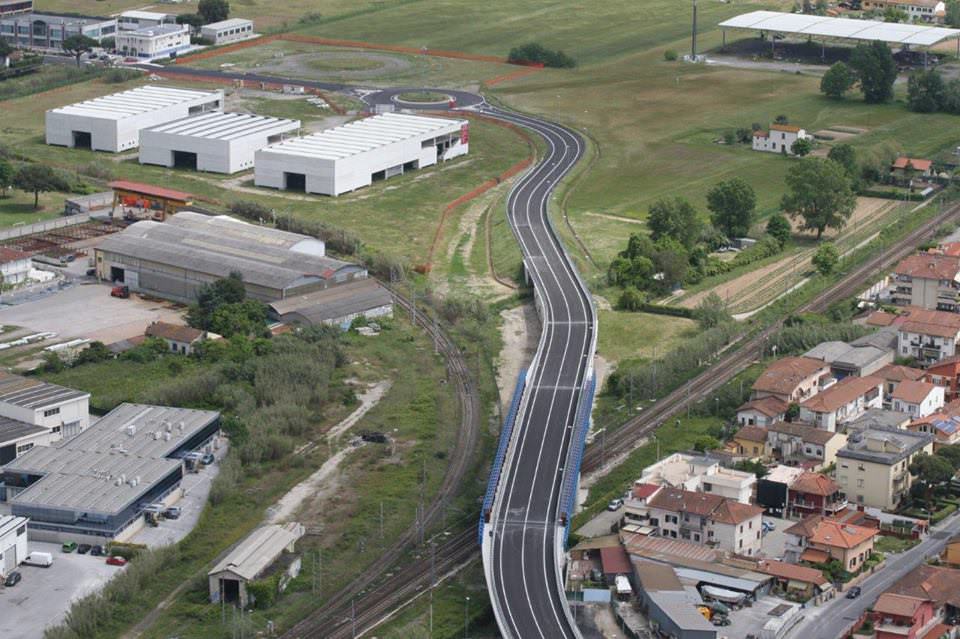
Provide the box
[792,138,813,157]
[13,164,69,209]
[766,214,792,248]
[187,271,249,329]
[812,242,840,275]
[910,453,954,506]
[936,445,960,470]
[774,114,789,125]
[62,34,98,67]
[0,39,12,59]
[849,41,898,103]
[883,6,909,22]
[652,239,689,291]
[907,69,946,113]
[209,299,268,337]
[948,0,960,27]
[647,197,703,250]
[820,62,856,99]
[828,144,859,184]
[781,158,857,239]
[198,0,230,24]
[176,13,206,30]
[706,178,756,238]
[0,159,13,198]
[693,436,721,453]
[694,292,730,329]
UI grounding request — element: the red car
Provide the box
[106,556,127,567]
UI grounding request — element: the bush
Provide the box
[616,287,647,311]
[102,68,141,84]
[507,42,576,68]
[663,49,678,61]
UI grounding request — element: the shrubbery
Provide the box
[507,42,576,68]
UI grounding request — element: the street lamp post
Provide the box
[464,596,470,638]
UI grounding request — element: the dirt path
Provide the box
[583,211,646,225]
[496,304,540,412]
[326,380,391,442]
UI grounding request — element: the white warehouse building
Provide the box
[140,112,300,174]
[115,23,190,60]
[46,86,224,153]
[254,112,469,196]
[0,516,28,578]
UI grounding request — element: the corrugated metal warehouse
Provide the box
[140,112,301,174]
[1,403,221,542]
[268,278,394,329]
[94,211,367,302]
[45,86,224,153]
[254,112,469,196]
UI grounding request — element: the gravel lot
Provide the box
[0,541,119,639]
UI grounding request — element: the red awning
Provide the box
[108,180,193,202]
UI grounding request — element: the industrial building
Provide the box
[115,24,190,60]
[0,418,54,465]
[95,211,367,303]
[200,18,254,45]
[254,112,469,196]
[0,372,90,441]
[0,0,33,18]
[0,403,221,542]
[0,515,28,578]
[0,12,116,48]
[208,522,304,607]
[140,112,300,174]
[46,86,224,153]
[267,278,394,329]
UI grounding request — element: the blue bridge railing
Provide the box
[478,369,528,545]
[560,372,596,545]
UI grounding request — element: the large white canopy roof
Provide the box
[719,10,960,47]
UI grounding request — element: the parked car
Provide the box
[90,545,105,557]
[607,498,624,512]
[164,507,182,520]
[62,541,77,553]
[201,452,215,465]
[77,544,92,555]
[4,571,21,587]
[762,520,776,532]
[846,586,862,599]
[22,552,53,567]
[106,556,127,567]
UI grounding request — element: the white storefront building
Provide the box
[45,86,224,152]
[140,112,300,174]
[200,18,254,45]
[254,112,469,196]
[115,23,190,60]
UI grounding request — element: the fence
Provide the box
[0,214,92,242]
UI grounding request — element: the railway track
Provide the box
[581,200,960,476]
[281,288,482,639]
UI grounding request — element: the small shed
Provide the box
[108,180,193,222]
[144,321,206,355]
[208,522,305,607]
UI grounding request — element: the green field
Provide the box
[596,309,696,365]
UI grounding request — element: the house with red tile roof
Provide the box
[753,559,830,600]
[144,321,206,355]
[732,424,768,460]
[753,123,810,155]
[645,486,765,556]
[798,375,884,432]
[736,396,788,428]
[787,472,846,520]
[875,363,927,408]
[925,356,960,401]
[892,254,960,311]
[751,356,832,404]
[0,247,32,287]
[784,515,878,572]
[891,156,934,181]
[891,379,945,418]
[897,308,960,363]
[873,593,937,639]
[874,564,960,639]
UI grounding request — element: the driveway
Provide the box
[790,511,960,639]
[576,508,623,538]
[0,541,119,639]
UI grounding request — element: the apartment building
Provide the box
[787,472,846,520]
[874,363,926,408]
[766,421,847,470]
[890,379,945,418]
[645,486,765,556]
[836,427,934,510]
[891,253,960,311]
[750,356,833,403]
[636,452,756,503]
[798,375,883,432]
[897,308,960,363]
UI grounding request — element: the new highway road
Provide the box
[481,107,593,639]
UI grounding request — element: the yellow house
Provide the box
[836,428,935,510]
[785,516,878,573]
[733,425,768,460]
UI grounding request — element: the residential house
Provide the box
[925,355,960,400]
[874,565,960,639]
[907,401,960,447]
[874,363,926,408]
[897,308,960,363]
[872,593,939,639]
[798,375,883,432]
[766,421,847,470]
[787,472,846,520]
[890,156,935,181]
[735,396,788,428]
[835,427,934,510]
[752,124,810,155]
[891,254,960,311]
[145,321,206,355]
[645,486,765,556]
[0,248,31,286]
[732,425,767,460]
[804,341,893,379]
[636,452,756,503]
[750,356,832,403]
[756,465,805,518]
[891,379,945,417]
[784,515,878,573]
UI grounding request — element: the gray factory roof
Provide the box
[268,279,393,324]
[719,11,960,47]
[48,86,222,122]
[167,212,325,256]
[4,403,219,515]
[0,417,47,446]
[144,112,299,142]
[260,112,467,162]
[837,427,933,465]
[846,408,912,432]
[0,372,89,410]
[634,561,716,633]
[805,341,890,369]
[97,214,361,293]
[209,522,304,581]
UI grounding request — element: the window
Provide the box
[694,533,700,542]
[856,479,864,488]
[43,407,60,417]
[707,530,714,538]
[16,525,25,536]
[702,482,712,492]
[739,539,743,548]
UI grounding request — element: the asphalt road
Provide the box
[482,107,593,639]
[794,511,960,639]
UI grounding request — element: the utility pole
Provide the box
[429,543,436,637]
[464,596,470,639]
[380,501,385,542]
[352,599,357,639]
[691,0,698,60]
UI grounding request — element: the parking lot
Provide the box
[0,281,184,344]
[0,541,119,639]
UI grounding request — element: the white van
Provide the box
[22,552,53,567]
